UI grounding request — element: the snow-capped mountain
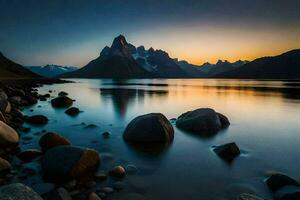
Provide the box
[28,65,77,77]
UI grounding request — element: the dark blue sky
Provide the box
[1,0,300,66]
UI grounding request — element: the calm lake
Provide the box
[22,79,300,200]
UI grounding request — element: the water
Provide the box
[22,79,300,199]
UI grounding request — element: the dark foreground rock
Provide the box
[0,121,19,148]
[123,113,174,143]
[39,132,71,152]
[51,96,73,108]
[213,142,240,162]
[41,146,100,180]
[17,149,43,162]
[176,108,229,135]
[25,115,48,125]
[109,165,126,178]
[0,183,43,200]
[65,107,80,116]
[266,173,300,192]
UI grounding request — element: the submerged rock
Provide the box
[65,107,80,116]
[0,121,19,148]
[51,96,73,108]
[17,149,43,162]
[42,146,100,180]
[0,183,43,200]
[25,115,48,125]
[176,108,229,135]
[213,142,240,162]
[266,173,300,192]
[39,132,71,152]
[123,113,174,143]
[109,165,126,178]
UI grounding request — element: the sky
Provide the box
[0,0,300,67]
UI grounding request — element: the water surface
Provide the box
[23,79,300,200]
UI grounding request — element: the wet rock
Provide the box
[102,131,110,138]
[58,91,68,97]
[274,185,300,200]
[94,171,107,180]
[176,108,229,135]
[9,96,22,105]
[238,193,264,200]
[109,165,126,178]
[213,142,240,162]
[266,173,300,192]
[42,146,100,180]
[0,112,6,123]
[32,182,55,195]
[0,157,11,172]
[123,113,174,143]
[51,96,73,108]
[0,183,43,200]
[39,132,71,152]
[0,121,19,148]
[25,115,48,125]
[17,149,43,162]
[0,100,11,113]
[48,187,72,200]
[89,192,102,200]
[65,107,80,116]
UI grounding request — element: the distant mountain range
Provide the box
[216,49,300,79]
[0,52,39,78]
[27,65,77,77]
[1,35,300,79]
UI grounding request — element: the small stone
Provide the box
[64,180,77,190]
[0,157,11,172]
[17,149,43,162]
[102,132,110,138]
[88,192,102,200]
[25,115,48,125]
[213,142,240,162]
[98,187,114,194]
[51,96,73,108]
[32,182,55,195]
[58,91,68,97]
[65,107,80,116]
[94,171,107,181]
[109,165,126,178]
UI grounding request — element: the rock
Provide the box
[0,112,6,123]
[42,146,100,180]
[9,96,22,105]
[113,181,124,190]
[0,100,11,113]
[0,121,19,148]
[51,96,73,108]
[94,171,107,180]
[126,164,138,174]
[17,149,43,162]
[0,157,11,172]
[0,183,43,200]
[89,192,102,200]
[25,115,48,125]
[58,91,68,97]
[176,108,230,135]
[213,142,240,162]
[48,187,72,200]
[274,185,300,200]
[109,165,126,178]
[0,91,7,100]
[39,132,71,152]
[98,187,114,194]
[65,107,80,116]
[64,180,77,190]
[102,132,110,138]
[266,173,300,192]
[238,193,264,200]
[32,182,55,195]
[123,113,174,143]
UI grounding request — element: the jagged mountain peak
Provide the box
[111,34,128,50]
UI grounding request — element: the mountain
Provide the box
[176,59,247,77]
[217,49,300,79]
[0,52,39,78]
[28,65,77,77]
[62,35,151,78]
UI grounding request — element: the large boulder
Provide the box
[0,183,43,200]
[0,157,11,172]
[25,115,48,125]
[176,108,229,135]
[0,121,19,148]
[39,132,71,152]
[51,96,73,108]
[266,173,300,192]
[41,146,100,180]
[213,142,240,162]
[123,113,174,143]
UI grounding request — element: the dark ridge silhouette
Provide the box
[216,49,300,79]
[0,52,40,78]
[62,35,152,78]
